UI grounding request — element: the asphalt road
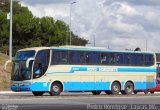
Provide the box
[0,92,160,110]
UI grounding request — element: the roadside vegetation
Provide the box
[0,0,89,55]
[0,53,11,90]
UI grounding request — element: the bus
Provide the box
[10,46,157,96]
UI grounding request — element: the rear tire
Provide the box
[49,82,62,96]
[92,91,101,95]
[105,90,112,95]
[124,82,134,95]
[32,92,44,96]
[111,82,121,95]
[150,91,154,94]
[133,91,138,94]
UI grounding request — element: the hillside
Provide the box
[0,53,11,91]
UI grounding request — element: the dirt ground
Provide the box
[0,53,11,91]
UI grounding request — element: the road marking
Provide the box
[19,104,66,108]
[0,95,160,101]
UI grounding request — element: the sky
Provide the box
[19,0,160,52]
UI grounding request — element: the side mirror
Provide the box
[26,58,35,68]
[4,60,12,70]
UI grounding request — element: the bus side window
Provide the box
[131,54,144,66]
[144,54,154,66]
[101,53,109,65]
[85,52,100,65]
[116,54,123,65]
[33,50,50,78]
[123,54,130,65]
[110,53,116,65]
[69,51,85,64]
[51,50,68,64]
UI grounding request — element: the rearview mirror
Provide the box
[26,58,35,68]
[4,60,12,70]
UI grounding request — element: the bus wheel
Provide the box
[32,92,44,96]
[144,90,148,94]
[150,91,154,94]
[50,82,62,96]
[111,82,121,95]
[92,91,101,95]
[124,82,134,95]
[105,91,112,95]
[134,91,138,94]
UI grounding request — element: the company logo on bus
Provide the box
[71,67,117,73]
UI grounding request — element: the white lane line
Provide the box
[19,104,66,108]
[0,95,160,101]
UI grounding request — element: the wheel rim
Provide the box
[52,85,59,93]
[126,85,132,93]
[113,85,119,92]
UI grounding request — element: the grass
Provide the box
[0,53,11,91]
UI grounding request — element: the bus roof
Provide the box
[18,46,155,54]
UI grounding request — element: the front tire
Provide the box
[111,82,121,95]
[124,82,134,95]
[32,92,44,96]
[49,82,62,96]
[92,91,101,95]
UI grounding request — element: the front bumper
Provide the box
[11,82,50,92]
[11,85,31,92]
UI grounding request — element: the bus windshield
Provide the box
[11,61,33,81]
[11,51,35,81]
[15,51,35,61]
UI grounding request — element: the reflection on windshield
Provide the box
[15,51,35,60]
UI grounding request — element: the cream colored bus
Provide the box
[10,46,156,96]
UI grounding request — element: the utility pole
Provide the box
[146,39,148,51]
[4,0,12,70]
[93,34,95,47]
[9,0,12,60]
[69,1,76,45]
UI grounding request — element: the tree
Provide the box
[0,0,89,55]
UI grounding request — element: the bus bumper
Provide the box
[11,82,50,92]
[11,85,31,92]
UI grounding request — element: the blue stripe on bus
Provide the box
[47,67,156,74]
[63,81,156,91]
[63,82,110,91]
[117,68,156,72]
[11,81,156,92]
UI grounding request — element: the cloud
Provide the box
[104,0,160,6]
[19,0,160,52]
[20,0,74,5]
